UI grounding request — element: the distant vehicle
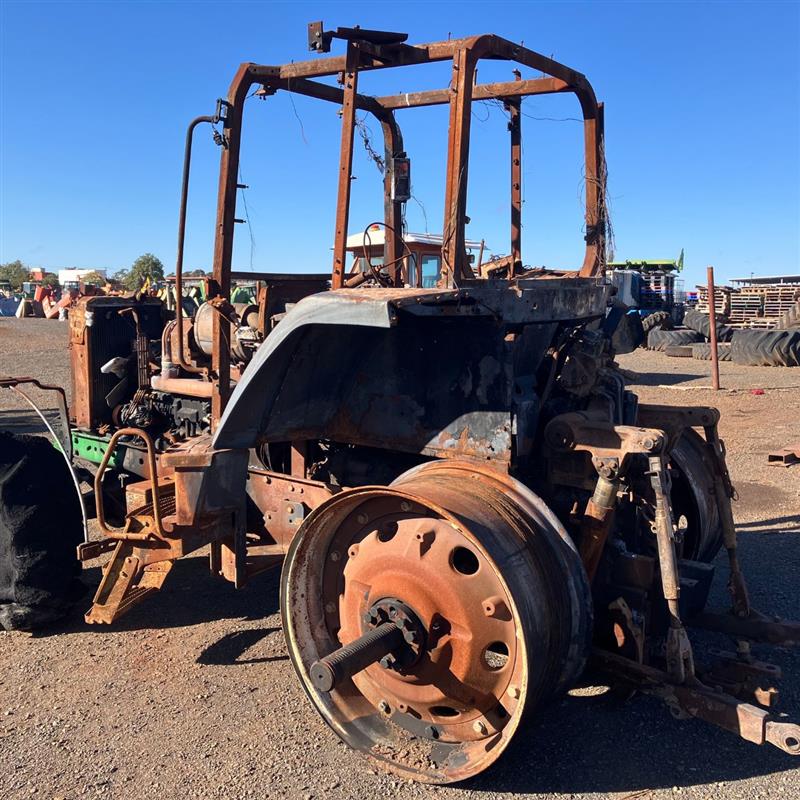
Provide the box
[608,251,686,324]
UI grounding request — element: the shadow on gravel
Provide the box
[622,371,701,387]
[736,514,800,534]
[24,503,800,794]
[196,627,286,665]
[37,554,282,636]
[468,525,800,796]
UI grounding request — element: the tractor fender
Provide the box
[212,288,551,463]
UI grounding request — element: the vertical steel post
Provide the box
[331,43,360,289]
[211,64,252,427]
[508,98,522,271]
[441,45,477,287]
[578,99,604,277]
[378,113,404,286]
[707,265,720,390]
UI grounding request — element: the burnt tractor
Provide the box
[2,23,799,784]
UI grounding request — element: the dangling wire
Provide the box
[355,114,385,174]
[238,166,256,271]
[361,221,414,287]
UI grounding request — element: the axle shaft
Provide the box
[310,622,404,692]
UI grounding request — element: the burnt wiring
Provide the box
[355,115,385,174]
[481,97,582,124]
[361,221,415,287]
[579,136,616,265]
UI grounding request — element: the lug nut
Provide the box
[403,630,418,645]
[378,700,391,715]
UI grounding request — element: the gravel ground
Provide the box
[0,319,798,800]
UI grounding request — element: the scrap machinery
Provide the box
[3,22,799,784]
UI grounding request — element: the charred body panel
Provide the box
[214,281,609,463]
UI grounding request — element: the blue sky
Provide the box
[1,0,798,291]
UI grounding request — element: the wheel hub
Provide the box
[364,598,426,670]
[281,462,591,782]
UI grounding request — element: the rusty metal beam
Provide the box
[508,96,522,269]
[380,115,405,286]
[376,76,570,110]
[211,64,252,426]
[332,43,360,289]
[440,45,479,287]
[262,75,384,116]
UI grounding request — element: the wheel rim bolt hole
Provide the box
[451,546,480,575]
[483,641,510,671]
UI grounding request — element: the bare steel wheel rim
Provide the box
[281,464,591,783]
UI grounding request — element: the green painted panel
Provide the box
[71,431,123,468]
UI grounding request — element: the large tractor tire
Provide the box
[647,328,703,351]
[282,461,591,783]
[641,310,672,334]
[670,430,724,562]
[627,429,724,565]
[683,309,733,342]
[691,342,732,361]
[731,330,800,367]
[610,309,645,354]
[0,431,84,630]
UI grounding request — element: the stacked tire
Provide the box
[731,330,800,367]
[683,309,733,342]
[691,342,732,361]
[647,328,703,352]
[642,310,673,334]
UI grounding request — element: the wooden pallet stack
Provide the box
[761,284,800,327]
[697,279,800,328]
[729,287,764,326]
[696,285,731,318]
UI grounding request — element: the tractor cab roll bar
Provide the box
[180,23,607,423]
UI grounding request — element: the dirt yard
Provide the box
[1,318,798,800]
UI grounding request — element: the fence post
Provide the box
[707,265,720,390]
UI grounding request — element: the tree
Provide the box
[111,268,130,286]
[81,270,106,286]
[126,253,165,290]
[41,272,60,288]
[0,260,29,290]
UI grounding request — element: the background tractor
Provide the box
[1,22,799,784]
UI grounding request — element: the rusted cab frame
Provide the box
[207,33,606,425]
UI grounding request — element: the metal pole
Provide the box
[707,265,720,390]
[331,42,360,290]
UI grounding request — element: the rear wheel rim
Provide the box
[281,463,591,783]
